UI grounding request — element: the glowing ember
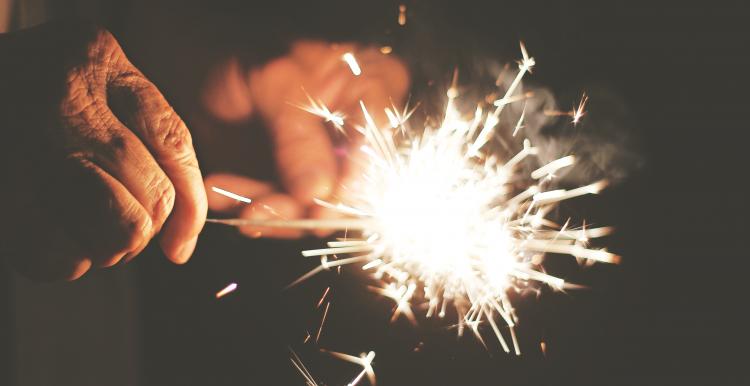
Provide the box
[398,4,407,26]
[215,282,238,298]
[545,92,589,126]
[317,286,331,307]
[316,301,331,343]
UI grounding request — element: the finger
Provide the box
[289,41,357,78]
[342,75,409,126]
[109,71,207,264]
[48,155,154,268]
[201,57,255,122]
[354,50,411,99]
[269,106,338,204]
[205,173,274,214]
[309,135,369,238]
[69,101,176,237]
[247,59,337,205]
[237,193,305,239]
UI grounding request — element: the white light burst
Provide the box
[209,43,619,356]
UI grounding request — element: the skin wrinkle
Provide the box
[66,155,152,257]
[0,22,206,279]
[156,110,185,148]
[144,172,176,228]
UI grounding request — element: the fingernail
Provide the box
[122,241,149,264]
[174,237,198,264]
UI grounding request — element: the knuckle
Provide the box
[121,206,152,252]
[157,110,197,163]
[91,26,116,47]
[146,174,176,226]
[88,26,124,67]
[59,71,103,120]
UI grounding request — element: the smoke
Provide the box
[405,58,643,188]
[512,81,644,187]
[394,3,643,188]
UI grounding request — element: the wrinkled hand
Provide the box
[203,41,409,238]
[0,22,207,280]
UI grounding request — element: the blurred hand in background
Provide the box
[202,40,409,238]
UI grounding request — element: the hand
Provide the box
[202,40,409,238]
[0,22,207,280]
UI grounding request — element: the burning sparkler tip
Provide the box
[249,45,617,360]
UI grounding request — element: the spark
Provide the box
[215,282,237,299]
[512,102,527,137]
[210,187,251,204]
[289,349,319,386]
[317,287,331,308]
[380,46,393,55]
[325,349,376,386]
[316,301,331,343]
[289,89,345,132]
[398,4,407,26]
[210,43,618,354]
[572,93,589,125]
[531,155,576,180]
[470,42,535,155]
[343,52,362,76]
[544,92,589,126]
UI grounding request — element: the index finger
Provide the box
[109,71,207,264]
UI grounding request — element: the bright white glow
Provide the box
[211,187,251,204]
[209,43,618,355]
[342,52,362,76]
[215,282,237,298]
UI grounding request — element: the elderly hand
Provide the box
[0,22,207,280]
[203,40,409,238]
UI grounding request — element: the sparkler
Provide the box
[210,43,618,356]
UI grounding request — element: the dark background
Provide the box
[4,1,750,385]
